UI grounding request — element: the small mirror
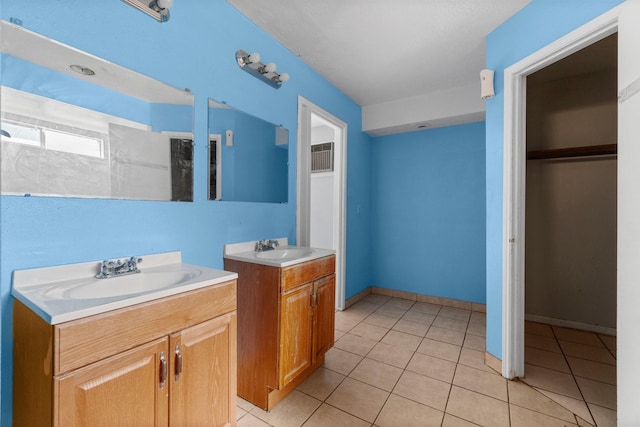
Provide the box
[208,99,288,203]
[0,20,194,201]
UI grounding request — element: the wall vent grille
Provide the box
[311,142,334,173]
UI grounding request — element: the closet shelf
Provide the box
[527,144,617,160]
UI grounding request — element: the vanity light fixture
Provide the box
[236,50,290,89]
[122,0,173,22]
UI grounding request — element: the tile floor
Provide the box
[236,294,617,427]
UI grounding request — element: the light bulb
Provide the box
[248,52,261,64]
[157,0,173,9]
[278,73,290,83]
[264,62,277,73]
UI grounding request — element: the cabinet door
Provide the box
[170,312,237,427]
[279,283,313,387]
[313,274,336,362]
[55,338,169,427]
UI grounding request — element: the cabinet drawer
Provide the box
[54,280,236,374]
[281,256,335,292]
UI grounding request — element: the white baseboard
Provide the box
[525,314,616,336]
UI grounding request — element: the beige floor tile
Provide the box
[553,326,603,347]
[361,293,390,306]
[535,388,595,426]
[521,364,582,399]
[559,341,616,366]
[402,310,436,325]
[296,367,345,401]
[588,403,617,427]
[509,404,578,427]
[438,306,471,321]
[367,342,414,369]
[383,297,415,310]
[349,322,389,342]
[575,377,616,410]
[457,348,495,373]
[507,380,576,423]
[410,301,442,315]
[335,315,359,332]
[238,397,256,412]
[252,390,321,427]
[465,322,485,337]
[334,329,345,341]
[426,326,465,346]
[525,346,571,373]
[336,308,369,323]
[238,413,272,427]
[406,352,457,383]
[417,337,462,363]
[393,370,451,411]
[362,312,398,329]
[526,333,562,353]
[326,377,389,423]
[349,358,403,392]
[433,316,469,332]
[442,413,481,427]
[392,319,429,337]
[375,394,444,427]
[462,334,485,351]
[374,305,408,320]
[597,334,616,355]
[453,364,507,401]
[445,385,509,427]
[334,333,378,356]
[349,301,380,315]
[469,311,486,326]
[525,321,554,337]
[576,415,596,427]
[380,330,422,351]
[567,356,616,385]
[301,404,370,427]
[323,347,363,375]
[237,407,248,420]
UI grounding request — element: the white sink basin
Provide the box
[43,266,203,300]
[256,248,314,261]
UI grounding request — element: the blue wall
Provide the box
[0,0,372,423]
[484,0,624,360]
[371,122,486,303]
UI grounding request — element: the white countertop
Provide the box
[224,238,335,267]
[12,251,237,325]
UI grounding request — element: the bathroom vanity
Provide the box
[12,252,238,427]
[224,240,335,410]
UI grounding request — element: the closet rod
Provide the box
[527,144,617,160]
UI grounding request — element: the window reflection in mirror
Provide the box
[0,20,194,201]
[207,99,288,203]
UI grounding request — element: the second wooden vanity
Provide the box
[224,250,335,410]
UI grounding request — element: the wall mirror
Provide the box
[0,20,194,201]
[208,99,288,203]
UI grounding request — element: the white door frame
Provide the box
[297,96,348,310]
[501,7,620,379]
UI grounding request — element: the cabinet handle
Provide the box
[175,345,183,381]
[159,352,167,389]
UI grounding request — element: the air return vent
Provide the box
[311,142,334,173]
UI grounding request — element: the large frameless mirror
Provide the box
[208,99,288,203]
[0,20,194,201]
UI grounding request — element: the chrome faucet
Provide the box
[96,256,143,279]
[255,239,280,252]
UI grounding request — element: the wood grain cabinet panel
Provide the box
[13,281,237,427]
[225,255,335,411]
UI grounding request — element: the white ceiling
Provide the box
[227,0,532,135]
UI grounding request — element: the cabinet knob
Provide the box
[159,352,167,389]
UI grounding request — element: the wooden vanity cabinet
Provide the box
[13,280,237,427]
[225,255,335,410]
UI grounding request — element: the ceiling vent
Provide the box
[311,142,334,173]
